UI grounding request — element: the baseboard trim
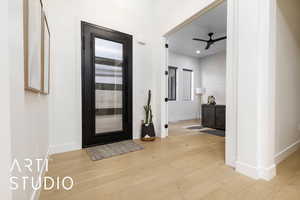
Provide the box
[225,158,236,168]
[30,148,50,200]
[259,164,276,181]
[275,140,300,164]
[236,161,260,180]
[49,142,81,155]
[235,161,276,181]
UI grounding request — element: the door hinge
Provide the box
[165,70,168,75]
[165,124,168,129]
[165,44,169,48]
[165,98,168,102]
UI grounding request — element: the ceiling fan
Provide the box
[193,32,227,50]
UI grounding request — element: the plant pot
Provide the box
[141,123,156,141]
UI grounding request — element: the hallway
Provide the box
[41,133,300,200]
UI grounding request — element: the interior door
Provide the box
[81,22,132,148]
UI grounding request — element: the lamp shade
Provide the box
[195,88,206,95]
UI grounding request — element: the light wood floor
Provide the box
[169,119,202,137]
[40,121,300,200]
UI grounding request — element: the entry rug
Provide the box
[200,129,225,137]
[86,140,144,161]
[185,125,204,130]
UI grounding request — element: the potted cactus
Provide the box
[141,90,156,141]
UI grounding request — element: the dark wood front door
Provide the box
[81,22,132,148]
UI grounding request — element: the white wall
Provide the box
[168,51,201,122]
[167,50,226,122]
[9,0,50,199]
[44,0,156,153]
[275,0,300,162]
[0,0,12,199]
[199,51,226,105]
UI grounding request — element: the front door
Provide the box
[81,22,132,148]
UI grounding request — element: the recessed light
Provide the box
[196,50,201,54]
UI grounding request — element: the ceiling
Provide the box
[167,2,227,58]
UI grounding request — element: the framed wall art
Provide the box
[41,12,50,94]
[23,0,44,93]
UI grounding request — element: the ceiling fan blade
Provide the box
[205,43,211,50]
[212,36,227,42]
[193,38,208,42]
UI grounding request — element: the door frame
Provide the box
[162,0,237,167]
[161,0,277,180]
[81,21,133,148]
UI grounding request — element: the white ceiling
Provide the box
[167,2,227,58]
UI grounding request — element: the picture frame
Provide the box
[23,0,44,93]
[41,12,50,95]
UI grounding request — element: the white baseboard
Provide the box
[225,157,236,168]
[49,142,81,155]
[235,161,276,181]
[30,148,50,200]
[133,135,140,140]
[236,161,260,180]
[259,164,276,181]
[275,140,300,164]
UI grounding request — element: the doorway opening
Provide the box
[164,0,234,166]
[81,22,133,148]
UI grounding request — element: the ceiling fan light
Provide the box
[196,50,201,54]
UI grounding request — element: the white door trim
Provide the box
[161,0,238,168]
[160,0,277,179]
[225,0,238,167]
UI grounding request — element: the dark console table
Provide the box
[201,104,226,130]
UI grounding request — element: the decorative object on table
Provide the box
[23,0,51,94]
[141,90,156,141]
[195,88,206,119]
[207,96,216,105]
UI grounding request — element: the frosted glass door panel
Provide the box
[94,38,123,135]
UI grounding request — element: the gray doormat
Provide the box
[186,125,204,130]
[86,140,144,161]
[200,129,225,137]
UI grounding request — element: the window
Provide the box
[168,66,177,101]
[182,69,193,101]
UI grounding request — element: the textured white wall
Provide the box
[9,0,50,199]
[199,51,226,105]
[168,51,201,122]
[275,0,300,159]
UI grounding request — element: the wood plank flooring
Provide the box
[169,119,202,137]
[40,121,300,200]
